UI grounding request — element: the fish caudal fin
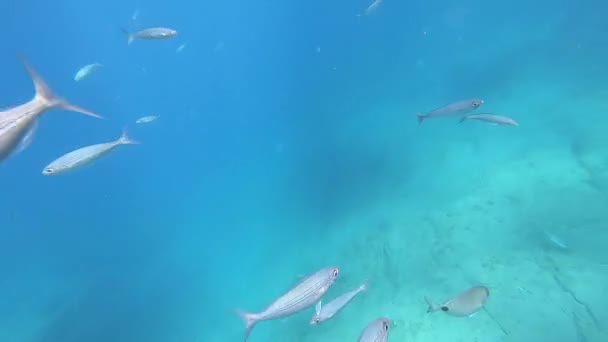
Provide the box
[424,297,440,313]
[416,113,425,125]
[118,127,140,145]
[235,309,258,341]
[359,279,369,292]
[120,27,135,45]
[18,55,103,119]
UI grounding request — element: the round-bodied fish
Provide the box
[425,286,490,317]
[310,280,367,325]
[74,63,103,81]
[236,266,339,341]
[459,113,518,126]
[417,98,484,124]
[42,129,138,175]
[358,317,391,342]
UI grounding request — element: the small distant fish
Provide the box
[316,46,321,53]
[417,98,484,124]
[236,267,340,341]
[544,230,568,249]
[364,0,384,15]
[358,317,391,342]
[0,56,102,164]
[131,9,140,21]
[311,280,368,324]
[42,129,138,175]
[74,63,102,82]
[122,27,177,45]
[460,113,518,126]
[425,286,490,317]
[136,115,160,124]
[176,43,187,53]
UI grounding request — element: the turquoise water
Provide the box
[2,0,607,341]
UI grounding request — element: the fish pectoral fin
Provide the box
[315,300,322,315]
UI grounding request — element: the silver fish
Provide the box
[310,280,367,324]
[136,115,160,124]
[42,129,138,175]
[74,63,102,81]
[0,56,102,163]
[123,27,178,45]
[364,0,384,15]
[425,286,490,317]
[417,98,484,124]
[13,120,38,156]
[358,317,391,342]
[460,113,518,126]
[237,266,339,341]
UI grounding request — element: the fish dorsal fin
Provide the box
[315,300,322,315]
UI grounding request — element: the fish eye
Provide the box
[44,168,54,174]
[332,269,339,277]
[314,317,320,323]
[441,306,449,312]
[383,322,389,331]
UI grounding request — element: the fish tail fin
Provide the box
[120,27,134,45]
[359,279,369,292]
[18,55,103,119]
[424,297,440,313]
[416,113,425,125]
[235,309,258,341]
[118,127,140,145]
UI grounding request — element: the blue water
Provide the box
[2,0,608,341]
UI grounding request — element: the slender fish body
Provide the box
[358,317,391,342]
[459,113,518,126]
[417,99,484,124]
[237,266,340,341]
[310,280,368,324]
[364,0,384,15]
[136,115,160,124]
[123,27,178,45]
[42,129,138,175]
[425,286,490,317]
[0,56,102,163]
[74,63,103,81]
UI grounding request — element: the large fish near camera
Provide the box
[358,317,391,342]
[0,56,103,164]
[236,266,340,341]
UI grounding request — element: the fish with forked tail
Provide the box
[236,266,339,341]
[42,129,138,175]
[417,99,484,124]
[0,56,103,164]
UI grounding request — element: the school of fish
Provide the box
[0,2,522,340]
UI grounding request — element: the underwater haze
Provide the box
[2,0,608,341]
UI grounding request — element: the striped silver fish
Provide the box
[459,113,518,126]
[42,129,138,175]
[123,27,177,45]
[237,266,339,341]
[310,280,367,324]
[417,98,484,124]
[425,286,490,317]
[0,56,102,164]
[358,317,391,342]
